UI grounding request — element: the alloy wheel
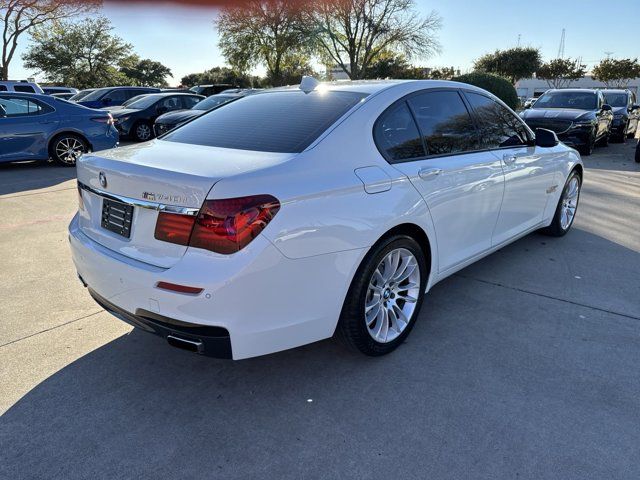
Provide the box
[560,176,580,230]
[55,137,85,165]
[136,123,152,141]
[365,248,421,343]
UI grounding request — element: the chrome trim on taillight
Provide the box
[78,181,199,216]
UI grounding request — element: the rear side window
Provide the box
[0,85,7,91]
[164,90,367,153]
[373,102,425,162]
[465,92,530,149]
[407,90,478,156]
[14,85,35,93]
[0,97,44,116]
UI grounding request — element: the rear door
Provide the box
[0,95,58,161]
[384,89,505,272]
[463,91,558,244]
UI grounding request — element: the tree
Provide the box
[591,58,640,88]
[474,47,541,84]
[217,0,313,87]
[452,72,519,110]
[309,0,441,80]
[536,58,586,89]
[120,55,172,87]
[180,66,262,88]
[1,0,99,80]
[22,16,133,88]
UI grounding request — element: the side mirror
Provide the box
[601,104,612,112]
[535,128,559,148]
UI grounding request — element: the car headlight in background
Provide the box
[571,120,594,129]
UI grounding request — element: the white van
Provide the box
[0,80,44,94]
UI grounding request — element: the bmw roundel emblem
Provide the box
[99,172,107,188]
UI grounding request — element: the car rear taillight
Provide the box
[153,195,280,254]
[91,114,114,125]
[154,212,196,246]
[191,195,280,254]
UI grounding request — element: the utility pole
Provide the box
[557,28,566,59]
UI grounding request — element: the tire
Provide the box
[50,133,88,167]
[337,235,428,356]
[578,134,594,156]
[635,142,640,163]
[597,131,609,147]
[133,121,153,142]
[540,170,581,237]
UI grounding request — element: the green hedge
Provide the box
[451,72,519,110]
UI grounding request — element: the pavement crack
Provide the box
[454,274,640,322]
[0,310,105,349]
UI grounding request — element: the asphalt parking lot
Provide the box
[1,140,639,479]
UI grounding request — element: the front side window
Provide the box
[0,97,44,117]
[106,89,130,103]
[408,90,478,156]
[164,90,367,153]
[181,96,202,109]
[158,96,182,111]
[466,92,530,149]
[373,102,425,162]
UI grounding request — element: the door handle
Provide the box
[418,167,442,180]
[502,154,517,165]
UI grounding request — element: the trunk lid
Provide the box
[76,139,295,268]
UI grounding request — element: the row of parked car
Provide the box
[0,80,257,166]
[520,88,640,155]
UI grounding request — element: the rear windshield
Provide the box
[164,90,367,153]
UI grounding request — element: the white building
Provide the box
[516,76,640,100]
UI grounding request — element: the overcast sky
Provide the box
[10,0,637,85]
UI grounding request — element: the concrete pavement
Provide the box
[1,140,639,479]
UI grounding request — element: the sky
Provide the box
[10,0,639,86]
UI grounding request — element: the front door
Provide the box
[0,95,57,161]
[379,89,505,272]
[463,91,558,245]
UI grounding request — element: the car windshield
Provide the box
[193,95,236,111]
[125,95,162,110]
[81,88,111,101]
[122,94,148,107]
[533,91,597,110]
[603,92,628,107]
[69,89,94,101]
[164,90,367,153]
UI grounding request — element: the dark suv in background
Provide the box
[520,89,613,155]
[77,86,161,109]
[602,89,640,142]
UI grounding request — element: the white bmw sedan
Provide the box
[69,78,583,360]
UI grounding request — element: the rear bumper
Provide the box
[88,287,232,358]
[68,214,365,360]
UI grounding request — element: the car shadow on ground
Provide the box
[0,161,76,197]
[582,137,640,172]
[2,229,639,480]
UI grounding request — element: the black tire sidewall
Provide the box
[134,122,152,142]
[338,235,428,356]
[552,171,581,235]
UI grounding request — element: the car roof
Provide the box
[601,89,629,93]
[546,88,599,93]
[273,79,490,96]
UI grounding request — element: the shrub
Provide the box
[451,72,519,110]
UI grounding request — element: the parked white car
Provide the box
[69,78,583,360]
[0,80,44,94]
